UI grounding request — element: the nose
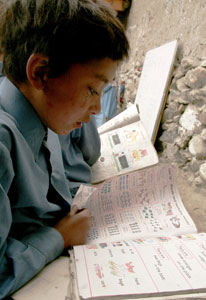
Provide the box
[90,94,101,115]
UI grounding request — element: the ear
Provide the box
[26,54,49,90]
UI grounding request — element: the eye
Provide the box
[89,87,98,96]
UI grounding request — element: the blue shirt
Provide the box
[59,115,101,197]
[95,83,118,127]
[0,78,72,298]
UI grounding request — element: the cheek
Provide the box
[70,92,91,111]
[50,88,91,120]
[62,98,88,120]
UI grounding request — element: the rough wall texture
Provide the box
[125,0,206,61]
[117,0,206,189]
[157,58,206,188]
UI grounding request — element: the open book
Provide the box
[91,39,178,184]
[72,164,206,300]
[13,164,206,300]
[91,104,159,184]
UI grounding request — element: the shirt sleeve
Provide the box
[101,84,118,119]
[0,142,64,298]
[77,115,101,166]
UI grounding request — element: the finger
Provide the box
[70,205,79,215]
[79,208,91,218]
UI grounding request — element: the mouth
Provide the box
[75,121,83,128]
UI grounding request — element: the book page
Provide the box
[135,40,178,143]
[91,121,159,184]
[73,184,97,209]
[74,233,206,299]
[85,164,197,244]
[98,104,140,135]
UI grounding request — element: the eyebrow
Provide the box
[95,74,109,84]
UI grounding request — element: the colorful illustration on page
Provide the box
[131,148,148,162]
[176,234,196,241]
[132,149,140,161]
[108,260,135,277]
[170,216,181,228]
[112,152,129,171]
[94,264,104,279]
[125,129,138,142]
[162,202,174,216]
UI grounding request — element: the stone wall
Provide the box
[157,57,206,188]
[116,1,206,188]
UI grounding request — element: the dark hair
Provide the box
[0,0,129,83]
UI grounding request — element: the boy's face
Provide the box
[41,58,117,134]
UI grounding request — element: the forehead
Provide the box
[68,58,117,83]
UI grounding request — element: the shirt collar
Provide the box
[0,77,46,159]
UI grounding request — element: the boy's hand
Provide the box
[54,205,91,248]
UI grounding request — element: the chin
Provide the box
[48,125,73,135]
[58,128,73,135]
[47,121,78,135]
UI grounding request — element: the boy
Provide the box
[0,0,129,297]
